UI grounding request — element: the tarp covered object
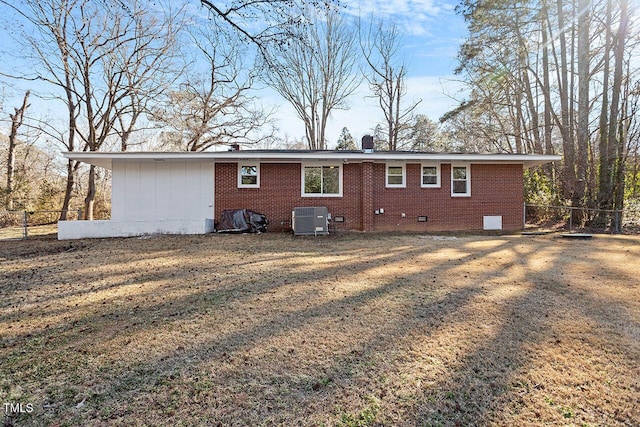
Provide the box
[216,209,269,233]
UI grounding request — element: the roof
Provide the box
[63,150,562,170]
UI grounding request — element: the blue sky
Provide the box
[265,0,468,147]
[345,0,466,77]
[0,0,468,149]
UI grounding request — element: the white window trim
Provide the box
[421,163,441,188]
[386,163,406,188]
[238,163,260,188]
[451,164,471,197]
[301,163,343,197]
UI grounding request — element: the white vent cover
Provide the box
[483,215,503,230]
[292,207,329,236]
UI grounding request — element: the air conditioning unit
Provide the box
[292,207,329,236]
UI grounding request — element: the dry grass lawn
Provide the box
[1,232,639,426]
[0,224,57,241]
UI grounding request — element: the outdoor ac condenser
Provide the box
[292,207,329,236]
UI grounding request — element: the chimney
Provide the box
[362,135,374,153]
[229,143,241,151]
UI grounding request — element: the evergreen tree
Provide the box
[335,127,356,150]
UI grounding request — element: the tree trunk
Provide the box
[576,0,590,207]
[541,4,555,179]
[611,0,629,229]
[121,128,131,152]
[556,0,577,203]
[521,67,541,154]
[386,73,395,150]
[513,6,536,154]
[597,0,613,217]
[60,160,76,220]
[59,60,79,221]
[514,79,524,154]
[84,165,96,221]
[82,53,98,221]
[6,91,30,211]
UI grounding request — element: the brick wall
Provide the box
[215,163,363,232]
[370,163,523,231]
[214,162,524,232]
[360,162,374,231]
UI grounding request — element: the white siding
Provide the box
[111,161,214,222]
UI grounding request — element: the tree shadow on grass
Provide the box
[2,234,517,425]
[3,234,638,425]
[411,238,640,426]
[58,237,521,425]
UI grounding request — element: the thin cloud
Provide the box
[345,0,453,36]
[346,0,444,17]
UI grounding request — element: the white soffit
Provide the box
[63,151,562,170]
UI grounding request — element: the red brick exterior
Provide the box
[214,162,524,232]
[361,162,374,231]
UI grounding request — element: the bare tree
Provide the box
[605,0,629,218]
[112,3,184,151]
[0,134,64,216]
[449,0,640,223]
[626,81,640,199]
[539,2,555,162]
[0,0,83,220]
[153,26,274,151]
[3,0,182,219]
[360,19,421,150]
[198,0,341,52]
[6,90,30,210]
[576,0,590,209]
[261,6,360,150]
[74,1,181,218]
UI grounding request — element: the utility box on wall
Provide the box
[483,215,503,230]
[292,207,329,236]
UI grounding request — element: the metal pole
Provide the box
[569,207,573,231]
[22,211,28,240]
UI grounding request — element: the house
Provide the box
[58,140,560,239]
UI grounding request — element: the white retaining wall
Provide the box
[58,219,215,240]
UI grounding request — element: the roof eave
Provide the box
[63,151,562,170]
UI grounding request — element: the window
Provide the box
[386,164,406,188]
[421,164,441,188]
[302,165,342,196]
[238,164,260,188]
[451,164,471,197]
